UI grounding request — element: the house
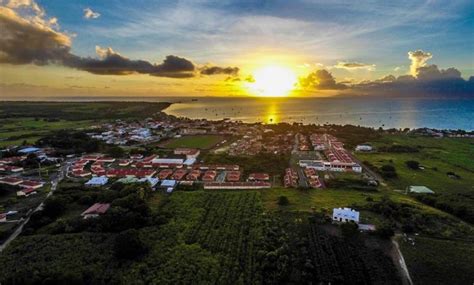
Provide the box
[19,180,44,189]
[0,176,23,186]
[226,171,241,182]
[248,173,270,181]
[106,168,156,178]
[17,187,37,197]
[72,170,92,177]
[174,148,201,159]
[81,203,110,219]
[332,208,360,223]
[355,144,373,152]
[118,159,132,166]
[18,147,40,154]
[138,177,159,188]
[85,176,109,186]
[160,180,177,192]
[151,158,184,165]
[6,166,24,173]
[407,185,435,194]
[203,181,271,190]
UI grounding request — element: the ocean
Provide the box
[163,97,474,130]
[6,96,473,130]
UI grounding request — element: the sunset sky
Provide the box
[1,0,473,98]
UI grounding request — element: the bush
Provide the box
[405,160,420,170]
[379,165,397,179]
[277,196,290,206]
[374,222,395,239]
[340,222,359,238]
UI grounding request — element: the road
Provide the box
[391,235,413,285]
[0,161,70,253]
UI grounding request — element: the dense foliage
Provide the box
[0,190,402,284]
[37,130,102,155]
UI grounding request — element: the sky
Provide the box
[0,0,473,98]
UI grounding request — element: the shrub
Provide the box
[277,196,290,206]
[405,160,420,170]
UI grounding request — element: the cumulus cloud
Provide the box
[352,61,473,97]
[83,7,100,19]
[0,5,71,64]
[200,66,239,76]
[408,50,432,77]
[299,69,347,90]
[0,3,236,78]
[334,61,375,71]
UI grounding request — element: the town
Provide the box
[0,105,473,284]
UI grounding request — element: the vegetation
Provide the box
[161,135,224,149]
[0,101,171,121]
[400,236,474,285]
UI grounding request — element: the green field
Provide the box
[0,118,94,147]
[0,101,171,147]
[399,236,474,285]
[162,135,224,149]
[356,136,474,194]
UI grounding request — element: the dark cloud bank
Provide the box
[0,6,236,78]
[299,51,473,97]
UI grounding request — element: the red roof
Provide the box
[19,180,43,188]
[248,173,270,181]
[81,203,110,216]
[107,168,156,178]
[0,176,23,185]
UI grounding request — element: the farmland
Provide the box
[399,235,474,285]
[161,135,224,149]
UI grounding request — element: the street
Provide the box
[0,160,70,253]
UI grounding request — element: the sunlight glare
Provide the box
[247,65,297,97]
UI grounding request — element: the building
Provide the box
[407,185,435,194]
[248,173,270,181]
[17,187,37,197]
[151,158,184,165]
[355,144,373,152]
[174,148,201,159]
[19,180,44,189]
[0,177,23,186]
[160,180,177,193]
[18,147,40,154]
[204,181,271,190]
[81,203,110,219]
[332,208,360,223]
[85,176,109,186]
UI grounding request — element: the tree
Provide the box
[340,222,359,238]
[405,160,420,170]
[114,229,148,259]
[374,222,395,239]
[106,146,125,158]
[43,197,66,218]
[277,196,290,206]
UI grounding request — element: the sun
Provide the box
[247,65,297,97]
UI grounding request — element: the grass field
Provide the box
[399,236,474,285]
[356,135,474,194]
[161,135,224,149]
[0,118,94,147]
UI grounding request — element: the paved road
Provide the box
[0,161,70,253]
